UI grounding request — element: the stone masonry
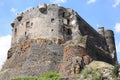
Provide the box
[0,3,118,80]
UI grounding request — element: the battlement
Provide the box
[11,3,60,28]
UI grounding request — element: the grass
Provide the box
[11,71,61,80]
[82,68,102,80]
[112,63,120,79]
[11,76,37,80]
[38,71,61,80]
[76,36,83,43]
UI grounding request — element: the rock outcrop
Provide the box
[79,61,114,80]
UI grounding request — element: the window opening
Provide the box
[26,21,30,28]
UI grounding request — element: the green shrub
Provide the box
[82,68,93,78]
[92,73,101,80]
[76,36,83,43]
[38,71,61,80]
[11,76,37,80]
[82,68,102,80]
[112,63,120,78]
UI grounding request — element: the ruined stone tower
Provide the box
[0,3,117,80]
[98,27,117,62]
[105,30,117,61]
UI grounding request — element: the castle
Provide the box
[0,3,117,80]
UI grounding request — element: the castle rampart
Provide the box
[10,3,117,64]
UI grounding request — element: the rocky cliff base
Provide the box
[0,38,119,80]
[0,38,63,80]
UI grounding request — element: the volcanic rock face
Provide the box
[0,39,63,80]
[0,3,117,80]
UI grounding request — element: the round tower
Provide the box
[105,30,115,53]
[98,27,104,36]
[10,3,64,47]
[105,30,117,62]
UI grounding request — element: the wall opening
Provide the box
[25,32,27,36]
[51,18,55,23]
[51,29,54,31]
[26,21,30,28]
[67,19,70,25]
[66,28,72,35]
[63,26,72,41]
[31,22,33,26]
[62,12,65,17]
[14,28,17,35]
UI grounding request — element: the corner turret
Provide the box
[104,30,117,62]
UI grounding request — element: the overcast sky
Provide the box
[0,0,120,69]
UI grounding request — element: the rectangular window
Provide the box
[14,28,17,35]
[26,21,30,28]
